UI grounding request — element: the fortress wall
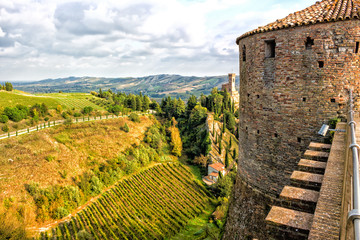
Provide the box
[223,19,360,239]
[238,19,360,196]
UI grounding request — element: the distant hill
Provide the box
[12,74,239,99]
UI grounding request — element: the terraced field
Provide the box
[39,163,210,240]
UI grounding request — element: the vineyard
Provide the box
[39,163,210,240]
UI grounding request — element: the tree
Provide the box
[5,82,13,91]
[56,105,62,113]
[0,115,8,123]
[194,154,208,167]
[175,98,186,118]
[219,140,222,154]
[186,95,197,114]
[99,88,103,98]
[225,148,229,168]
[83,106,93,115]
[169,118,182,157]
[233,148,237,160]
[189,105,207,126]
[201,131,212,156]
[136,95,142,111]
[224,111,236,133]
[142,96,150,112]
[222,120,226,133]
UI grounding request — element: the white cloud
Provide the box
[0,0,317,81]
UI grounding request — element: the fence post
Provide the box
[27,128,29,133]
[16,131,18,136]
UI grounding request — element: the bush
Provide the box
[77,230,93,240]
[45,155,55,162]
[121,123,130,132]
[129,113,140,123]
[2,125,9,132]
[61,112,68,119]
[0,115,8,123]
[44,117,49,121]
[73,112,81,117]
[54,207,69,219]
[83,106,93,115]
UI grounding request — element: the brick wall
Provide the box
[224,19,360,239]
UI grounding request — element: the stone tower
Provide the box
[224,0,360,239]
[222,73,239,107]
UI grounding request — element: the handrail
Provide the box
[348,89,360,240]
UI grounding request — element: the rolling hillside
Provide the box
[39,163,210,240]
[12,74,239,99]
[0,91,103,110]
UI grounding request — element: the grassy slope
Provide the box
[0,115,153,231]
[0,91,103,110]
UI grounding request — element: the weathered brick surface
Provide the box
[225,12,359,238]
[298,159,327,174]
[308,123,346,239]
[237,19,360,197]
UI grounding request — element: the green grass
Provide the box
[0,91,60,109]
[0,91,103,110]
[168,203,220,240]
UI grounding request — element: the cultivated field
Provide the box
[40,163,210,240]
[0,91,103,110]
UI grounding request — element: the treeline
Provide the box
[1,82,13,91]
[91,89,152,115]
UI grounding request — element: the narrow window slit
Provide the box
[305,37,314,49]
[242,45,246,61]
[355,42,359,54]
[318,61,324,68]
[265,40,276,58]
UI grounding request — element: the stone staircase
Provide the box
[265,142,331,239]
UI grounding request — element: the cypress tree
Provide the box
[225,148,229,168]
[219,141,222,154]
[222,121,226,133]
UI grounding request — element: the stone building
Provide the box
[221,73,240,108]
[224,0,360,239]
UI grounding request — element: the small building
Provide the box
[203,162,226,186]
[208,162,226,176]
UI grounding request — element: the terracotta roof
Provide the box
[236,0,360,43]
[209,162,225,171]
[209,171,219,177]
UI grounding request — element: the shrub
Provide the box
[73,112,81,117]
[121,123,130,132]
[2,125,9,132]
[61,112,68,119]
[0,115,8,123]
[44,117,49,121]
[77,230,93,240]
[45,155,55,162]
[83,106,93,115]
[129,113,140,123]
[54,207,69,219]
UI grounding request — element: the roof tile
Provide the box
[236,0,360,43]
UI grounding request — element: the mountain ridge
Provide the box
[12,74,239,99]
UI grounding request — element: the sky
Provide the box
[0,0,316,81]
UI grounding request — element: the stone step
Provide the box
[266,206,313,239]
[308,142,331,151]
[290,171,323,191]
[303,150,329,161]
[298,159,327,174]
[279,186,319,213]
